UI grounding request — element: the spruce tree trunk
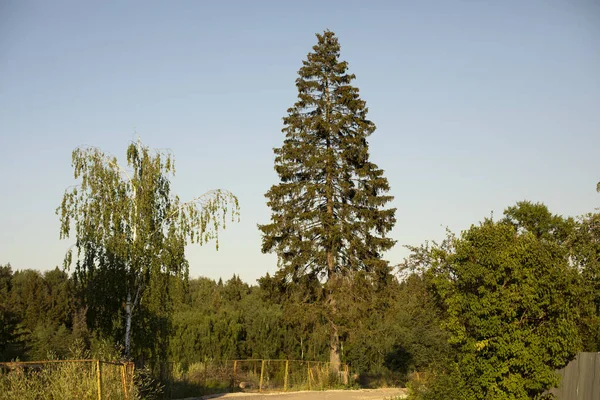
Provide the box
[327,291,342,373]
[327,250,342,374]
[329,329,342,374]
[324,79,341,374]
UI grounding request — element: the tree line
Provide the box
[0,259,446,387]
[1,30,599,398]
[2,201,600,396]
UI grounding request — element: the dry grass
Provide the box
[0,341,137,400]
[0,360,130,400]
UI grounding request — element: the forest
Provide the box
[1,31,599,400]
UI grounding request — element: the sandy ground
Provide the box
[178,388,408,400]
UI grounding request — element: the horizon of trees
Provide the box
[2,197,600,395]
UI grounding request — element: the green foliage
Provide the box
[340,272,448,387]
[259,28,396,285]
[169,276,247,363]
[259,29,396,371]
[570,212,600,350]
[166,268,446,389]
[0,267,81,361]
[57,139,239,359]
[6,197,599,397]
[0,264,20,359]
[412,214,581,399]
[0,342,135,400]
[169,275,296,364]
[503,201,599,353]
[503,200,574,243]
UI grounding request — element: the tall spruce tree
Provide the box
[259,30,396,372]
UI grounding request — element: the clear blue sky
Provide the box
[1,0,599,284]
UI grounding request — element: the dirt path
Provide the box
[179,388,408,400]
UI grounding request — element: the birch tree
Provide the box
[57,139,239,357]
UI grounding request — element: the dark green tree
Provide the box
[0,264,20,360]
[570,178,600,351]
[571,212,600,350]
[259,30,396,372]
[9,270,49,334]
[1,267,80,360]
[342,272,449,385]
[58,139,239,358]
[413,217,581,399]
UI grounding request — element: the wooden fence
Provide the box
[166,359,350,398]
[550,352,600,400]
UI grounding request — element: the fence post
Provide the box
[259,360,265,392]
[284,360,289,391]
[121,364,129,400]
[344,364,349,385]
[129,362,135,396]
[233,360,237,389]
[327,362,330,389]
[96,360,102,400]
[307,361,311,390]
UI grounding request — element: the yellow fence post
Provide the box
[96,360,102,400]
[233,360,237,389]
[307,361,311,390]
[344,364,349,385]
[121,363,129,400]
[259,359,265,392]
[128,362,135,397]
[284,360,289,391]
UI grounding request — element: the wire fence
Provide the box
[168,359,350,398]
[0,359,135,400]
[1,358,349,399]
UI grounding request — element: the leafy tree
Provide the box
[502,201,599,351]
[570,211,600,350]
[388,274,449,374]
[42,268,75,330]
[343,272,449,386]
[9,270,49,333]
[259,30,396,372]
[502,200,574,244]
[169,277,218,365]
[29,322,73,360]
[259,272,330,361]
[222,274,250,303]
[239,286,288,360]
[413,217,581,399]
[169,276,253,363]
[57,139,239,357]
[1,267,81,360]
[0,264,20,360]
